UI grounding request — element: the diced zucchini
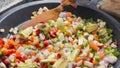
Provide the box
[48,53,56,59]
[36,23,50,32]
[48,20,56,27]
[51,38,59,43]
[58,60,69,68]
[68,49,80,61]
[21,26,33,38]
[41,59,57,63]
[85,23,98,33]
[53,58,64,68]
[84,61,93,67]
[57,18,65,30]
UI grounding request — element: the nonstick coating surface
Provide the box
[0,1,120,68]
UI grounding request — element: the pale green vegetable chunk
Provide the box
[68,49,80,61]
[85,23,98,33]
[21,26,33,38]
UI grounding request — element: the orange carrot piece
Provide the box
[77,45,81,49]
[57,29,62,33]
[66,32,71,36]
[89,41,99,51]
[67,17,73,23]
[94,36,99,41]
[15,51,21,56]
[8,39,16,46]
[14,58,20,63]
[3,45,9,49]
[48,47,52,52]
[2,48,8,56]
[92,29,98,35]
[105,43,109,47]
[92,59,98,65]
[30,52,36,56]
[99,53,105,59]
[75,57,82,62]
[61,45,65,49]
[66,12,72,17]
[33,40,39,46]
[87,51,90,57]
[30,35,34,41]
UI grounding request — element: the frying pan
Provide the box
[0,0,120,68]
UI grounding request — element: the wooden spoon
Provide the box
[19,0,76,29]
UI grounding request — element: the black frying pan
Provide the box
[0,1,120,68]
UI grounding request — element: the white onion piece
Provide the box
[103,55,117,64]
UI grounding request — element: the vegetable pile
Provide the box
[0,7,119,68]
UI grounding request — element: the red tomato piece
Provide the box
[2,56,7,61]
[9,44,14,49]
[39,22,46,24]
[98,45,104,49]
[50,32,56,38]
[90,58,93,63]
[16,55,22,60]
[3,59,9,65]
[57,53,62,59]
[41,63,48,68]
[19,38,26,44]
[36,29,40,36]
[50,28,57,38]
[0,38,4,47]
[43,41,49,47]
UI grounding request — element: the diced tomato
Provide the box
[2,56,7,61]
[6,50,13,56]
[16,55,22,60]
[50,28,57,38]
[39,22,46,24]
[41,63,48,68]
[80,50,83,53]
[50,62,54,65]
[90,58,93,63]
[2,56,9,65]
[35,44,40,48]
[52,28,57,35]
[57,53,62,59]
[43,41,49,47]
[34,58,40,62]
[35,29,40,36]
[72,64,77,68]
[114,41,118,46]
[3,59,9,65]
[22,55,28,61]
[9,44,14,49]
[10,36,16,41]
[50,32,56,38]
[19,38,26,44]
[82,59,85,65]
[10,49,16,53]
[98,45,103,49]
[0,38,4,47]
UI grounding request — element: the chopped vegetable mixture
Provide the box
[0,7,119,68]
